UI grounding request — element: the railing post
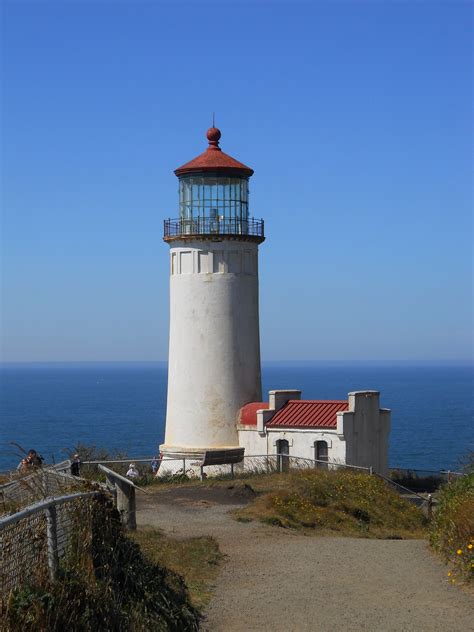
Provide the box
[182,458,186,473]
[427,494,433,519]
[369,466,373,475]
[231,463,234,478]
[45,504,59,581]
[116,479,136,530]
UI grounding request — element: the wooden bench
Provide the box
[200,448,245,479]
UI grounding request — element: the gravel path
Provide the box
[137,486,473,632]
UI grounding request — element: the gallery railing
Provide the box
[164,217,264,239]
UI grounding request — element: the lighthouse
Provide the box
[160,126,265,465]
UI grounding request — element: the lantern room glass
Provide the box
[179,175,249,222]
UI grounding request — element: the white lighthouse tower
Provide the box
[160,126,264,466]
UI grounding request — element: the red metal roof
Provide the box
[175,127,254,178]
[239,402,269,426]
[267,400,349,429]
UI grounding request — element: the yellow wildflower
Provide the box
[468,544,473,550]
[456,549,462,555]
[447,571,452,577]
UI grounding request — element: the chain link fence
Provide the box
[0,491,101,612]
[0,461,89,516]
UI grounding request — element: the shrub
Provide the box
[4,496,200,631]
[430,472,474,584]
[390,470,442,493]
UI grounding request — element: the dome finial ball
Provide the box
[206,127,221,146]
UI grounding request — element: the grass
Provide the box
[232,469,427,539]
[131,528,223,610]
[430,472,474,584]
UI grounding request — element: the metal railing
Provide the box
[164,216,264,239]
[155,454,372,480]
[373,471,435,517]
[74,454,371,484]
[98,464,149,530]
[390,467,465,482]
[0,462,88,516]
[0,491,101,609]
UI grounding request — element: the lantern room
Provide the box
[164,127,264,242]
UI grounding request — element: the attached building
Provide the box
[238,389,391,475]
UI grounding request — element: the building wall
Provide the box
[237,390,390,475]
[238,426,346,462]
[163,239,262,454]
[340,391,391,475]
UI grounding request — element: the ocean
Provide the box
[0,363,472,473]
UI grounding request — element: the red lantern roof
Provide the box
[175,127,254,178]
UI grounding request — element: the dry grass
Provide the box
[232,469,427,539]
[131,527,223,610]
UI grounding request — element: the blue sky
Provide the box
[1,1,472,363]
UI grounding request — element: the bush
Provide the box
[4,496,200,631]
[430,472,474,584]
[391,470,442,493]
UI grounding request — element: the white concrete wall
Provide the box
[340,391,391,475]
[268,390,301,411]
[267,429,347,463]
[162,239,262,455]
[238,426,346,462]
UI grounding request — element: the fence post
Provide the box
[115,480,136,530]
[230,463,234,478]
[182,458,186,473]
[427,494,433,519]
[369,466,373,475]
[45,504,59,581]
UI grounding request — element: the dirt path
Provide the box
[137,486,473,632]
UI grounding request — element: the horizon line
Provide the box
[1,359,472,367]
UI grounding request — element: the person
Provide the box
[16,458,29,474]
[16,449,43,474]
[151,456,159,475]
[70,454,81,476]
[27,449,43,467]
[126,463,139,479]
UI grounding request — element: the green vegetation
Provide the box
[233,469,427,538]
[131,528,223,610]
[4,496,200,631]
[430,472,474,584]
[460,450,474,474]
[390,470,442,493]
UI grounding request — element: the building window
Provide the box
[315,441,328,469]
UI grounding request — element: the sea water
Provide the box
[0,363,472,472]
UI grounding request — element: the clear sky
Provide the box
[1,1,472,363]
